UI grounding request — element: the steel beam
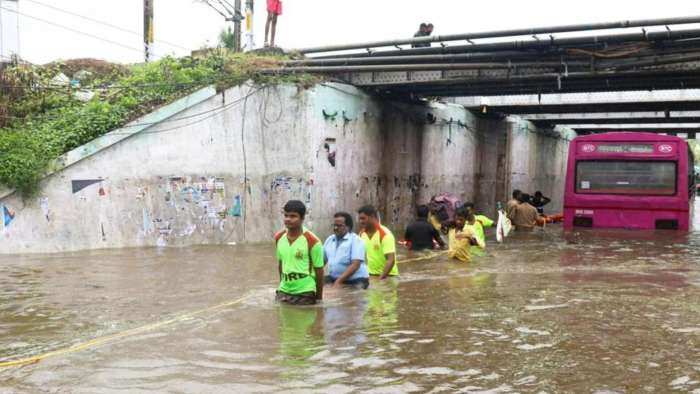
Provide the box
[531,116,700,126]
[310,28,700,59]
[296,16,700,54]
[467,101,700,115]
[573,127,700,134]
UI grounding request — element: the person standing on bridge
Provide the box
[265,0,283,47]
[358,205,399,280]
[274,200,325,305]
[412,23,434,48]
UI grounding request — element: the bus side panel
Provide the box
[564,207,689,231]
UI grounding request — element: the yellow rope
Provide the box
[0,294,253,369]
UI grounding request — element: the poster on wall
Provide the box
[2,205,16,229]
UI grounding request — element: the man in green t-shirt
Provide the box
[358,205,398,280]
[275,200,324,305]
[463,202,494,256]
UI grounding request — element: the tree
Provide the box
[219,27,236,50]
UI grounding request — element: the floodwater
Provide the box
[2,209,700,393]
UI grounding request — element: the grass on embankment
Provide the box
[0,51,319,198]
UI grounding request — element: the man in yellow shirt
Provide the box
[357,205,398,280]
[447,207,481,263]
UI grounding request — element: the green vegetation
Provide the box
[219,27,236,51]
[689,139,700,162]
[0,52,318,198]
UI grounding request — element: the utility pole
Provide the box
[244,0,254,50]
[201,0,247,52]
[233,0,242,52]
[143,0,154,62]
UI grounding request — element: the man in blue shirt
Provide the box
[323,212,369,289]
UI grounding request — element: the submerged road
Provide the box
[1,204,700,393]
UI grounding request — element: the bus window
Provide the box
[576,161,677,196]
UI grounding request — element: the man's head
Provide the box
[419,23,427,33]
[463,202,476,215]
[534,191,543,199]
[333,212,353,238]
[358,205,379,231]
[283,200,306,230]
[426,23,434,34]
[512,189,522,200]
[416,204,429,219]
[518,193,531,204]
[455,206,471,229]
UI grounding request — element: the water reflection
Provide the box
[2,207,700,392]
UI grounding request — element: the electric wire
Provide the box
[0,6,150,56]
[22,0,189,51]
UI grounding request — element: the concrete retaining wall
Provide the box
[0,82,572,254]
[506,119,576,214]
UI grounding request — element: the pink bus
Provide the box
[564,132,696,231]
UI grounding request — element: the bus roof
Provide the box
[573,132,685,143]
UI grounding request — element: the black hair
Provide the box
[334,212,353,230]
[283,200,306,218]
[358,205,378,217]
[518,193,531,204]
[534,191,543,197]
[419,23,428,29]
[455,206,469,218]
[512,189,522,199]
[416,204,429,218]
[463,202,475,210]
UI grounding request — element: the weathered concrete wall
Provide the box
[0,82,572,254]
[506,118,576,214]
[0,83,480,254]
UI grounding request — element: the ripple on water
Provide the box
[515,327,551,336]
[395,367,457,376]
[525,303,569,311]
[516,343,555,351]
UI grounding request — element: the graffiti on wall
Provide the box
[1,205,15,230]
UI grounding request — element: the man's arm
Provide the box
[310,242,325,300]
[432,226,446,248]
[334,260,361,287]
[480,216,495,228]
[315,267,324,300]
[380,253,395,280]
[278,260,282,281]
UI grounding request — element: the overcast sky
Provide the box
[3,0,700,64]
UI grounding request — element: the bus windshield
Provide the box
[576,161,677,196]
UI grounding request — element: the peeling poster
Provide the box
[40,197,50,222]
[229,195,242,217]
[2,205,15,229]
[72,179,102,194]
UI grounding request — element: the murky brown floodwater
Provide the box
[2,205,700,393]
